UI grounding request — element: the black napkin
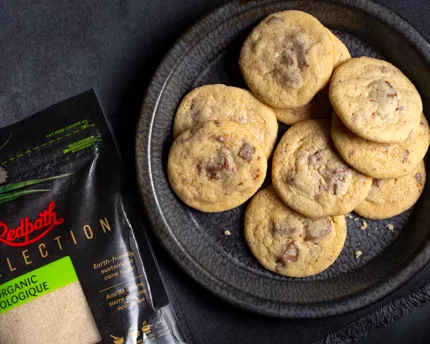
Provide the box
[156,240,430,343]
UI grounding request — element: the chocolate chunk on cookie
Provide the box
[273,31,350,126]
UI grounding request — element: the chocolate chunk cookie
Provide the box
[168,120,267,212]
[239,10,334,108]
[173,84,278,158]
[272,119,372,217]
[245,186,347,277]
[332,112,430,178]
[330,57,422,143]
[355,161,426,219]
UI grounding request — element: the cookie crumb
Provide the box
[355,250,362,259]
[224,230,231,236]
[354,218,359,221]
[360,221,368,230]
[386,223,394,231]
[347,213,353,219]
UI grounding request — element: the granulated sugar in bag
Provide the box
[0,280,101,344]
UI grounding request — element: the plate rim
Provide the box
[135,0,430,318]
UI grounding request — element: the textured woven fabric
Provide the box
[0,0,429,343]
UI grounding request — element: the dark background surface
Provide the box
[2,0,430,343]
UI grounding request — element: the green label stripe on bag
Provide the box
[0,256,78,315]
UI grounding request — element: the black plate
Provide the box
[136,0,430,318]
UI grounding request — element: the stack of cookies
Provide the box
[329,57,428,220]
[168,85,277,212]
[167,10,429,278]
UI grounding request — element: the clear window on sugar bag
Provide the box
[0,280,101,344]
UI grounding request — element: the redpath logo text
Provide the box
[0,202,64,247]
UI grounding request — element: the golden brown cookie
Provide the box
[272,119,372,217]
[332,112,430,178]
[239,10,334,108]
[168,120,267,212]
[173,84,278,158]
[327,29,351,69]
[355,161,426,219]
[274,88,332,125]
[330,57,422,143]
[245,186,346,277]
